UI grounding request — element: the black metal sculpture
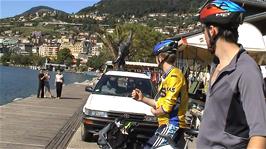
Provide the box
[112,31,133,71]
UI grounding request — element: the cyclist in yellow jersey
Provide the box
[132,39,189,148]
[156,67,188,128]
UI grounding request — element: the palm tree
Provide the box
[96,26,133,60]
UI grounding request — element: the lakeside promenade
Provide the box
[0,83,90,149]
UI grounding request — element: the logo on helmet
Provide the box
[216,12,231,17]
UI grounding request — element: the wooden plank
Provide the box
[0,142,44,149]
[0,84,90,149]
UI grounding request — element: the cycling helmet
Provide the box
[153,39,178,56]
[199,0,245,28]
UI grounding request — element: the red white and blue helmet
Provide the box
[152,40,178,56]
[199,0,245,28]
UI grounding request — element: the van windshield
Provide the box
[94,75,155,98]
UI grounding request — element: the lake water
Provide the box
[0,66,95,105]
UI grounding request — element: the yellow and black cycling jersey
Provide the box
[155,67,188,128]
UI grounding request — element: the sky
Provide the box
[0,0,101,19]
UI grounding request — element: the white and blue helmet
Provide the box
[152,39,178,56]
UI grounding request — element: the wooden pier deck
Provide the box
[0,84,89,149]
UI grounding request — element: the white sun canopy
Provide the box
[238,22,266,52]
[183,22,266,64]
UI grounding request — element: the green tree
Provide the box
[20,55,30,65]
[57,48,74,65]
[1,53,45,66]
[7,53,35,66]
[78,0,204,18]
[0,52,11,65]
[86,48,112,69]
[122,24,166,62]
[97,23,165,63]
[76,58,81,67]
[31,54,39,66]
[10,54,21,65]
[37,56,46,66]
[65,57,73,67]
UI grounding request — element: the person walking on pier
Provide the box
[55,70,64,99]
[197,0,266,148]
[37,69,45,98]
[44,70,54,98]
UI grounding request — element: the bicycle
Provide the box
[97,102,203,149]
[155,102,203,149]
[97,118,142,149]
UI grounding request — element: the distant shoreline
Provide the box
[0,64,93,73]
[0,79,96,107]
[0,66,96,106]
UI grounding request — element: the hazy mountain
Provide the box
[18,6,68,16]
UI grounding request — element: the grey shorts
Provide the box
[44,81,50,90]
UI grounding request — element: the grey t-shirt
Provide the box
[197,48,266,149]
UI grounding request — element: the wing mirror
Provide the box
[85,86,94,92]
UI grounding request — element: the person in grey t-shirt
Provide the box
[197,0,266,148]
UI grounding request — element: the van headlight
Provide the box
[144,115,157,122]
[84,108,108,118]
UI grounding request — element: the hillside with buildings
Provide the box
[0,0,266,70]
[3,0,263,70]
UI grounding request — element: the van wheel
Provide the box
[81,123,93,142]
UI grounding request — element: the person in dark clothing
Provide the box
[37,69,45,98]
